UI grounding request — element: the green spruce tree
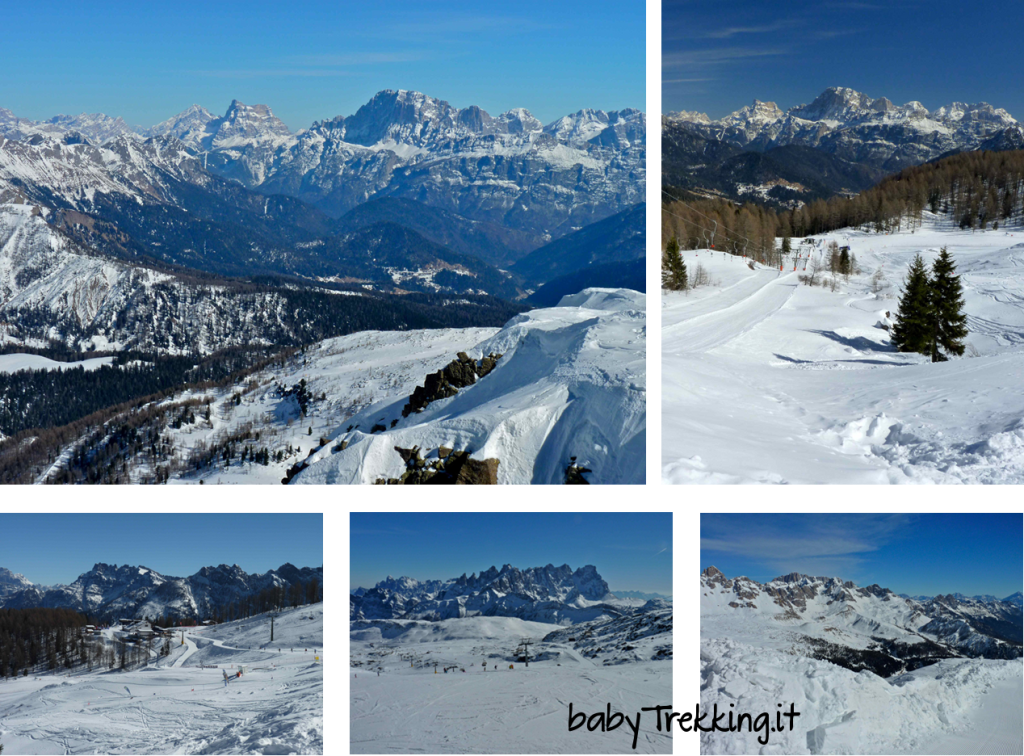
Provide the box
[929,247,968,362]
[890,254,933,355]
[662,236,688,291]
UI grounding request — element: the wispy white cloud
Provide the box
[705,19,800,39]
[701,514,915,580]
[810,28,864,39]
[663,46,788,71]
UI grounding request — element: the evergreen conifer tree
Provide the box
[662,236,688,291]
[890,254,933,354]
[929,247,968,362]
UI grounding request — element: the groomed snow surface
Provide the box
[351,616,670,753]
[663,216,1024,483]
[0,604,323,754]
[701,639,1022,755]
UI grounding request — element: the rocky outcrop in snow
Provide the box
[292,288,646,484]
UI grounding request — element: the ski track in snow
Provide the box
[0,604,323,754]
[663,217,1024,483]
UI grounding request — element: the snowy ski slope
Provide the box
[351,615,671,753]
[0,604,323,754]
[701,638,1022,754]
[663,216,1024,483]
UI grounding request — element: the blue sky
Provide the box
[351,513,672,595]
[0,514,322,586]
[701,513,1022,598]
[663,0,1024,121]
[0,1,644,131]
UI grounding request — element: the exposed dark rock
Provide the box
[454,457,499,485]
[476,354,500,378]
[370,423,386,433]
[377,445,499,484]
[401,352,504,417]
[565,456,592,484]
[394,446,421,465]
[281,459,309,484]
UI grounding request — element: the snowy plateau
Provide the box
[0,603,323,754]
[700,568,1023,754]
[663,216,1024,483]
[351,565,671,753]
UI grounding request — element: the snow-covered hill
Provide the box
[0,603,323,754]
[701,567,1023,753]
[294,288,646,485]
[663,217,1024,483]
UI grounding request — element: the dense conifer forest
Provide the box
[0,348,277,437]
[662,151,1024,262]
[0,348,297,484]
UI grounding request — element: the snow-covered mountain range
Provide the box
[352,563,629,624]
[0,566,34,597]
[2,90,645,241]
[0,203,393,354]
[610,590,672,601]
[0,561,322,620]
[701,567,1022,670]
[668,86,1021,172]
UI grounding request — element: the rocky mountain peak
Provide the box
[739,100,784,121]
[336,89,477,147]
[789,87,876,122]
[701,566,724,579]
[0,567,33,587]
[667,110,711,124]
[543,108,612,142]
[217,100,292,140]
[495,107,542,134]
[145,104,217,142]
[44,112,136,143]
